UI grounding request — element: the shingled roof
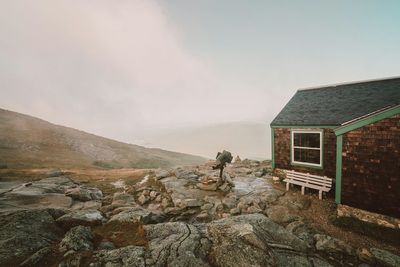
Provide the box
[271,77,400,126]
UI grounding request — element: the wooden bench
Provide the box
[284,170,332,199]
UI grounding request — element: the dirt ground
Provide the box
[273,182,400,254]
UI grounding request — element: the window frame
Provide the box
[291,129,323,168]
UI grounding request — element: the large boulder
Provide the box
[0,209,63,266]
[207,214,309,267]
[144,222,211,266]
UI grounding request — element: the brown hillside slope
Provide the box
[0,108,206,169]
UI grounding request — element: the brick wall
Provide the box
[273,128,336,178]
[342,114,400,218]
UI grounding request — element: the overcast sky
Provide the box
[1,0,399,157]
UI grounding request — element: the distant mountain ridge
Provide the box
[0,108,206,169]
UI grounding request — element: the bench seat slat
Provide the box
[286,171,332,181]
[283,179,331,192]
[286,175,332,185]
[286,178,331,187]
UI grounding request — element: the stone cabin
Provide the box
[270,77,400,218]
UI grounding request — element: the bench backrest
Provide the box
[286,170,332,189]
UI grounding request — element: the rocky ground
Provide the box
[0,159,399,267]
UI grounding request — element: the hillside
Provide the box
[0,109,207,169]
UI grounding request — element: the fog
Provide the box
[1,0,399,158]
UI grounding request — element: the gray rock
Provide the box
[169,251,210,267]
[19,246,52,266]
[65,186,103,202]
[246,205,263,214]
[222,197,237,209]
[266,205,300,224]
[156,170,171,180]
[286,220,315,247]
[370,248,400,267]
[111,192,136,207]
[183,198,203,208]
[196,183,218,191]
[137,194,149,205]
[0,209,63,266]
[59,225,93,254]
[59,253,82,267]
[314,234,355,256]
[207,214,308,267]
[98,241,116,250]
[56,209,105,228]
[278,195,311,211]
[93,245,146,267]
[229,207,241,215]
[144,222,211,266]
[108,207,165,224]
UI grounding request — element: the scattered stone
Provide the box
[314,234,355,256]
[356,248,375,265]
[286,220,314,247]
[246,205,263,214]
[112,192,136,207]
[230,207,241,215]
[97,240,116,250]
[19,246,52,267]
[370,248,400,267]
[156,170,171,180]
[56,209,105,228]
[108,207,166,224]
[278,195,311,211]
[137,194,149,205]
[59,225,93,254]
[93,245,146,267]
[183,198,203,208]
[65,186,102,202]
[266,205,300,224]
[197,183,218,191]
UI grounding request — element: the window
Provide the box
[291,130,322,167]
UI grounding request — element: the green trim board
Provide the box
[335,105,400,136]
[271,125,337,129]
[271,127,275,169]
[335,135,343,204]
[289,129,324,169]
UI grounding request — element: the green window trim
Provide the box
[334,105,400,136]
[335,135,343,204]
[290,129,324,169]
[271,127,275,169]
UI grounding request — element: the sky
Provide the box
[1,0,399,158]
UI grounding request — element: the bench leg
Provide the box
[301,186,305,195]
[286,182,290,191]
[318,191,322,200]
